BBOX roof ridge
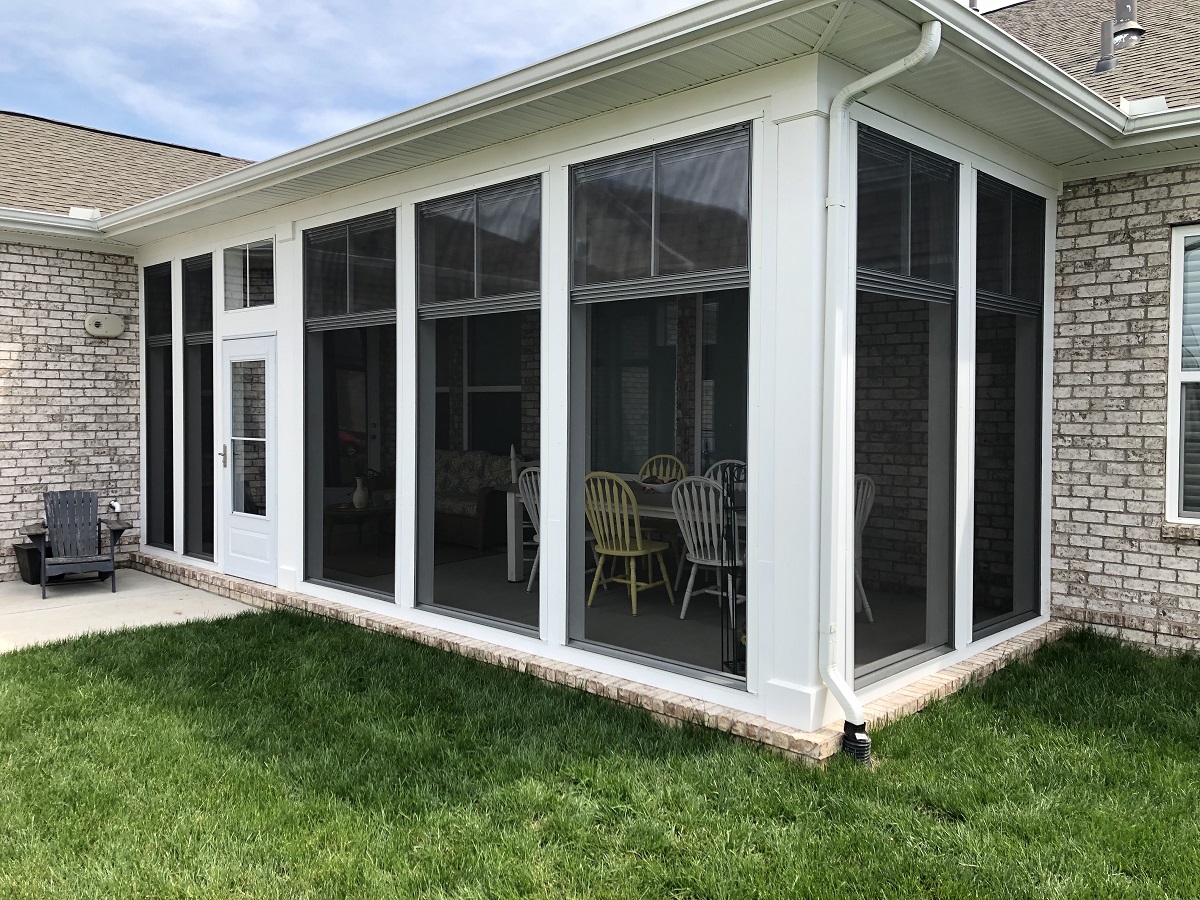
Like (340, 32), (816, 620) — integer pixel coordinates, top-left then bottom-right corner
(0, 109), (251, 162)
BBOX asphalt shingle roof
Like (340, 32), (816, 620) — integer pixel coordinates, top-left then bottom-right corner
(986, 0), (1200, 110)
(0, 111), (252, 216)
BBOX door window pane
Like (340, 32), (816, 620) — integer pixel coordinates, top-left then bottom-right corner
(232, 439), (267, 516)
(231, 360), (267, 439)
(573, 154), (654, 286)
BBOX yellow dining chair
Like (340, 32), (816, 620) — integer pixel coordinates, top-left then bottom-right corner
(583, 472), (675, 616)
(637, 454), (687, 483)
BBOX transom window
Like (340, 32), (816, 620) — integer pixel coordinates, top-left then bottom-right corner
(571, 124), (750, 294)
(223, 239), (275, 310)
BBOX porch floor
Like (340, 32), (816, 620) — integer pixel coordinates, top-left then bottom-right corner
(0, 569), (254, 653)
(129, 552), (1066, 763)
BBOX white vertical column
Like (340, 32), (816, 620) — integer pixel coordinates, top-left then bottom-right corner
(1039, 191), (1056, 619)
(170, 257), (185, 554)
(756, 113), (830, 732)
(953, 166), (978, 650)
(273, 224), (304, 590)
(540, 164), (570, 646)
(396, 203), (419, 609)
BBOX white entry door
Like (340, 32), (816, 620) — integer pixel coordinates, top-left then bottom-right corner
(221, 335), (277, 585)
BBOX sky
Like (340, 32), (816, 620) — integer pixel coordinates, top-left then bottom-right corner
(0, 0), (1023, 162)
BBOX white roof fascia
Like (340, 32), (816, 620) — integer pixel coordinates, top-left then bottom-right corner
(0, 207), (133, 253)
(97, 0), (838, 238)
(89, 0), (1200, 243)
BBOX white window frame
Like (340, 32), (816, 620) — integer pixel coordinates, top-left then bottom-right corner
(1166, 224), (1200, 522)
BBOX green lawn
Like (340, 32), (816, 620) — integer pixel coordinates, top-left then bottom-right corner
(1, 613), (1198, 899)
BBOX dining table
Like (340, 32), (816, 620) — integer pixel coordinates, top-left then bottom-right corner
(500, 477), (745, 583)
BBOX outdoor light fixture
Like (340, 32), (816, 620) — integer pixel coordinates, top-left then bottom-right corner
(1113, 0), (1145, 51)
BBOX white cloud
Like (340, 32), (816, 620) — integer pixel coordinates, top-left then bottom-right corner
(0, 0), (692, 159)
(0, 0), (1025, 160)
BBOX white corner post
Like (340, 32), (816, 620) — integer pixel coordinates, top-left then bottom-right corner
(817, 20), (943, 734)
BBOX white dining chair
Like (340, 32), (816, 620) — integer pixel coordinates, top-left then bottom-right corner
(520, 466), (602, 593)
(854, 474), (875, 623)
(671, 476), (743, 622)
(519, 466), (542, 593)
(704, 459), (746, 488)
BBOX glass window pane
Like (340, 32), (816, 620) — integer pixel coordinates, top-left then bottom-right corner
(1010, 192), (1045, 302)
(231, 360), (267, 439)
(1184, 238), (1200, 370)
(224, 246), (247, 310)
(145, 343), (173, 548)
(479, 184), (540, 297)
(305, 325), (397, 597)
(246, 240), (275, 307)
(184, 341), (214, 560)
(232, 439), (267, 516)
(909, 159), (957, 285)
(467, 313), (521, 385)
(1182, 384), (1200, 514)
(144, 262), (172, 337)
(350, 218), (396, 313)
(305, 228), (348, 318)
(419, 200), (475, 304)
(573, 154), (654, 286)
(183, 255), (212, 335)
(976, 182), (1010, 295)
(856, 144), (906, 274)
(973, 308), (1041, 634)
(657, 138), (749, 275)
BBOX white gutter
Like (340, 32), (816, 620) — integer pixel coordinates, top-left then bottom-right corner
(0, 206), (103, 238)
(817, 19), (942, 740)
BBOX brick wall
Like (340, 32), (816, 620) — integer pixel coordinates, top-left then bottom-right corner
(1053, 163), (1200, 652)
(0, 241), (141, 580)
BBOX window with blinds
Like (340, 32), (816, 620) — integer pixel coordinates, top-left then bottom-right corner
(416, 175), (541, 319)
(1178, 236), (1200, 515)
(569, 123), (750, 303)
(303, 210), (396, 329)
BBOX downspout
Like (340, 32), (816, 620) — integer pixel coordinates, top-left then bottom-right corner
(819, 19), (942, 764)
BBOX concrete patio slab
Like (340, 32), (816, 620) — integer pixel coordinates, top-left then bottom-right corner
(0, 568), (255, 652)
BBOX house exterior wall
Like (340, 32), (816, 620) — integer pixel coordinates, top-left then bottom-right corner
(0, 240), (141, 580)
(1053, 163), (1200, 652)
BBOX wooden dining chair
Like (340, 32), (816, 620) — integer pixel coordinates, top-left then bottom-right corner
(519, 466), (542, 593)
(637, 454), (686, 483)
(704, 459), (746, 488)
(583, 472), (675, 615)
(672, 476), (743, 621)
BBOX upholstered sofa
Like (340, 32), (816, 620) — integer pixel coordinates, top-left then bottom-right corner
(434, 449), (512, 550)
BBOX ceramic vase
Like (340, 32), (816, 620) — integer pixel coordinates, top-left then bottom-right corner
(352, 477), (368, 509)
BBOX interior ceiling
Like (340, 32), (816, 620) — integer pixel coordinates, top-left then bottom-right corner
(116, 1), (1116, 245)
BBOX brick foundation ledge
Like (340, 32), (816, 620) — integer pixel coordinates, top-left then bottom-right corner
(131, 552), (1070, 763)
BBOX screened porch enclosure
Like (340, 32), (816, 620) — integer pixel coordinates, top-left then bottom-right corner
(852, 126), (1045, 678)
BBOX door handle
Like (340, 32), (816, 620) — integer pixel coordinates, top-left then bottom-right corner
(219, 444), (228, 468)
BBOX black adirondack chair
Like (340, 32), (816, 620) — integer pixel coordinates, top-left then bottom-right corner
(21, 491), (127, 599)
